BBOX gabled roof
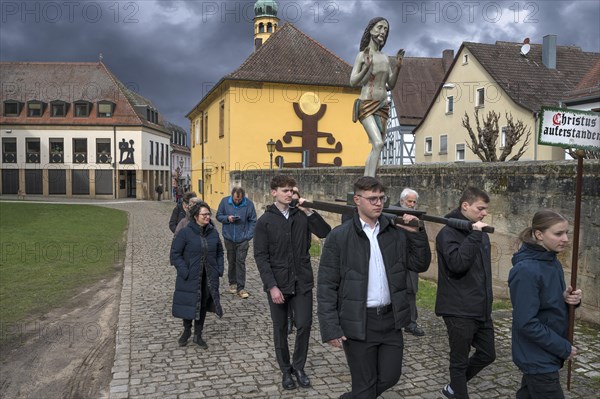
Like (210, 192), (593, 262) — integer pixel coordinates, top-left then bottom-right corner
(390, 56), (449, 126)
(464, 41), (599, 112)
(188, 23), (354, 117)
(414, 40), (600, 133)
(0, 61), (168, 133)
(563, 59), (600, 103)
(227, 23), (352, 86)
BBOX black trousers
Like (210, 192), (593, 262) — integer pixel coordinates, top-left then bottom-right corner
(343, 308), (404, 399)
(516, 371), (565, 399)
(267, 289), (312, 373)
(443, 317), (496, 399)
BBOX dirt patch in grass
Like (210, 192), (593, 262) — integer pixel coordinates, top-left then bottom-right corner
(0, 266), (122, 398)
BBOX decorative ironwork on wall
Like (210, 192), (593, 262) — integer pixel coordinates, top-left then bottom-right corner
(275, 93), (342, 168)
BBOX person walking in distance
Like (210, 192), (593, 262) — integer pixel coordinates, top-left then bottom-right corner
(216, 187), (257, 299)
(509, 210), (582, 399)
(397, 188), (425, 337)
(318, 176), (431, 399)
(254, 175), (331, 391)
(436, 187), (496, 399)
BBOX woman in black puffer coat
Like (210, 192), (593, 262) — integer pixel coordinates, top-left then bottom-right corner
(170, 201), (224, 349)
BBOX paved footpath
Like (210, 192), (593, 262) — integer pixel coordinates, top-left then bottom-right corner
(107, 201), (600, 399)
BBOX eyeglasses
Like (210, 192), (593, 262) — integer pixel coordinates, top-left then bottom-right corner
(356, 194), (387, 205)
(198, 212), (212, 217)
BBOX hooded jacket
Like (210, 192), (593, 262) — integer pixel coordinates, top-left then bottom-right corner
(509, 243), (571, 374)
(317, 212), (431, 342)
(253, 204), (331, 295)
(434, 208), (493, 320)
(216, 195), (257, 243)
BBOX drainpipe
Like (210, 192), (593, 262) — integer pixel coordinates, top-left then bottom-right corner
(201, 111), (205, 201)
(533, 112), (539, 160)
(113, 126), (117, 199)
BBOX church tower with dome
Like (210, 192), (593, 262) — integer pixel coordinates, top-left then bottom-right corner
(253, 0), (279, 50)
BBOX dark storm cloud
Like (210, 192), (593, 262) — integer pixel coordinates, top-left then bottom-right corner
(1, 0), (599, 130)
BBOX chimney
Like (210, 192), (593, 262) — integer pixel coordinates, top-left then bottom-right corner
(542, 34), (557, 69)
(442, 49), (454, 72)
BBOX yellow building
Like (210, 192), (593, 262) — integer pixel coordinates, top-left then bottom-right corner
(414, 36), (600, 163)
(186, 2), (366, 206)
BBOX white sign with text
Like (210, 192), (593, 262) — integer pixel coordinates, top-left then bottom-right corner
(538, 107), (600, 151)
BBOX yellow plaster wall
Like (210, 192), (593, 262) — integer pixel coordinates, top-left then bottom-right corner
(191, 81), (368, 206)
(415, 47), (564, 164)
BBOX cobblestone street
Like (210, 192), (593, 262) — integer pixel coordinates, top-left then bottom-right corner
(108, 201), (600, 399)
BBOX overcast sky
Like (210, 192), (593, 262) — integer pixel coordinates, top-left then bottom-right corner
(1, 0), (599, 132)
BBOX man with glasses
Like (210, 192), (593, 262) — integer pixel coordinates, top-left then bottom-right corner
(318, 176), (431, 399)
(254, 175), (331, 391)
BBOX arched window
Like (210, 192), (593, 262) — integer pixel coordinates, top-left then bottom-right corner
(267, 23), (273, 33)
(258, 23), (264, 33)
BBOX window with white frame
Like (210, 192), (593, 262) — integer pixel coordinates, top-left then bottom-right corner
(425, 137), (432, 154)
(463, 54), (469, 64)
(476, 88), (485, 107)
(446, 96), (454, 114)
(456, 143), (465, 161)
(501, 126), (507, 148)
(439, 135), (448, 154)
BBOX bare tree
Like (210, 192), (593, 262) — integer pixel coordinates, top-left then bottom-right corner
(462, 109), (531, 162)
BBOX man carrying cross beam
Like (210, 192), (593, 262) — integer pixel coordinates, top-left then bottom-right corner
(317, 176), (431, 399)
(436, 187), (496, 399)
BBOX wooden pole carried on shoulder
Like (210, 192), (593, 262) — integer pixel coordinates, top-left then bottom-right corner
(296, 200), (495, 233)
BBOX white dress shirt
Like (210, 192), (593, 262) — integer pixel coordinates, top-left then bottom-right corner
(360, 217), (391, 307)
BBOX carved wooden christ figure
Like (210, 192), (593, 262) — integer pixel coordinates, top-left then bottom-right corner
(350, 17), (404, 177)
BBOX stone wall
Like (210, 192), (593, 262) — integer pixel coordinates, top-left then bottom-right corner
(230, 160), (600, 324)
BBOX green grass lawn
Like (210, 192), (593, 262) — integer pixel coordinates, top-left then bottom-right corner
(0, 203), (127, 327)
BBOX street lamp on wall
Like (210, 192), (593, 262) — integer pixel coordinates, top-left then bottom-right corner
(266, 138), (276, 170)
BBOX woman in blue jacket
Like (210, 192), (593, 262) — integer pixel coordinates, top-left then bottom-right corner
(170, 201), (224, 349)
(508, 210), (582, 398)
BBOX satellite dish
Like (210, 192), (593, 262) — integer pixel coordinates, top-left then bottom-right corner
(520, 43), (530, 56)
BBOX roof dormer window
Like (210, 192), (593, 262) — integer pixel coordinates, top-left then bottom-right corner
(3, 100), (23, 117)
(74, 100), (92, 117)
(27, 100), (46, 117)
(50, 100), (69, 117)
(146, 107), (158, 124)
(97, 101), (115, 118)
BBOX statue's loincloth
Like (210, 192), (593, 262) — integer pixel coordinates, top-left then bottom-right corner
(353, 99), (389, 136)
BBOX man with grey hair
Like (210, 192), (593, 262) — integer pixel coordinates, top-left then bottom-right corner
(397, 188), (424, 336)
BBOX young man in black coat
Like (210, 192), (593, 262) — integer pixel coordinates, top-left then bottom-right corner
(254, 175), (331, 391)
(318, 177), (431, 399)
(169, 192), (196, 233)
(435, 187), (496, 399)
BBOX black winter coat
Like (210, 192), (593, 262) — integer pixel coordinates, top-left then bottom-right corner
(254, 205), (331, 295)
(317, 212), (431, 342)
(170, 221), (224, 320)
(169, 203), (186, 233)
(435, 208), (492, 320)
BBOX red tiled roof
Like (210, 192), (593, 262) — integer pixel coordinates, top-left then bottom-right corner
(226, 23), (352, 87)
(391, 57), (448, 126)
(564, 59), (600, 102)
(0, 61), (168, 133)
